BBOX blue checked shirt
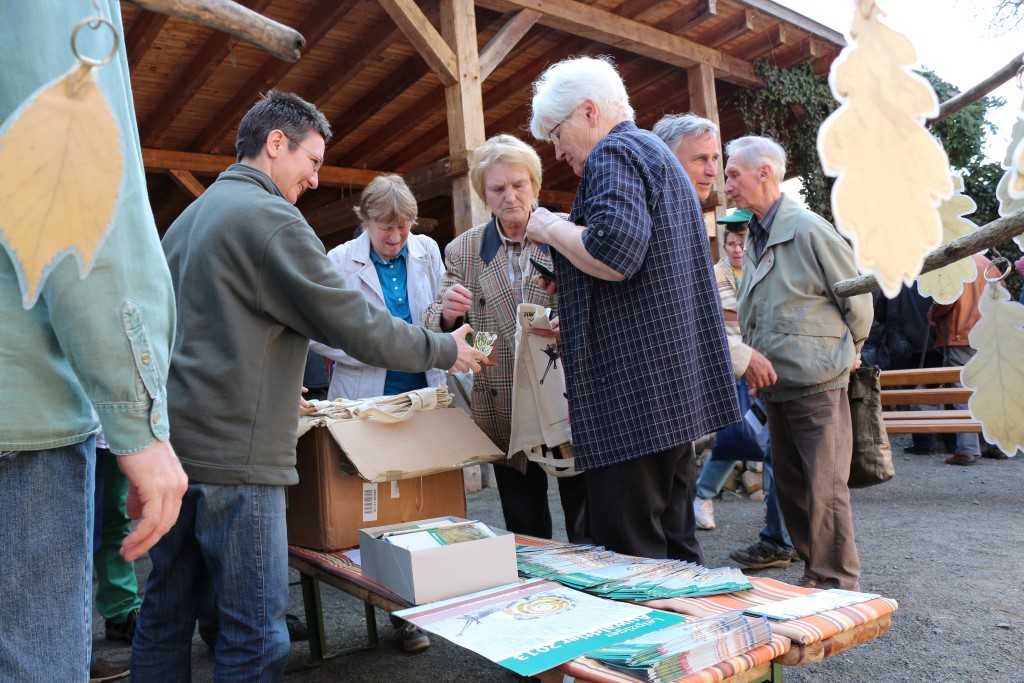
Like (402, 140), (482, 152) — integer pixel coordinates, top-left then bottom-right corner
(554, 121), (739, 470)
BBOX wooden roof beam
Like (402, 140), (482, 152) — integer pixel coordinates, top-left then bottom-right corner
(769, 35), (829, 68)
(327, 56), (432, 148)
(478, 9), (542, 81)
(190, 0), (357, 154)
(658, 0), (718, 35)
(732, 23), (788, 62)
(703, 9), (755, 49)
(167, 169), (207, 199)
(473, 0), (760, 87)
(142, 148), (384, 186)
(125, 10), (169, 71)
(139, 0), (275, 148)
(377, 0), (458, 86)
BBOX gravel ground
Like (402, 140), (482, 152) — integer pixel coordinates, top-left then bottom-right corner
(93, 433), (1024, 682)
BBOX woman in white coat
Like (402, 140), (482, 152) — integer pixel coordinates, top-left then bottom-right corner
(311, 174), (446, 401)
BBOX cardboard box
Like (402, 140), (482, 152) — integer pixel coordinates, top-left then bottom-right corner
(359, 517), (519, 604)
(287, 408), (503, 551)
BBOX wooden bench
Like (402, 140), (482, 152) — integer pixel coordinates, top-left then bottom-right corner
(879, 367), (982, 434)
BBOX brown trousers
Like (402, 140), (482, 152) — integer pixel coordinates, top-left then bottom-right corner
(766, 388), (860, 590)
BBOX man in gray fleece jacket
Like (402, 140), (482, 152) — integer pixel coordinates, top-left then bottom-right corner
(133, 91), (486, 682)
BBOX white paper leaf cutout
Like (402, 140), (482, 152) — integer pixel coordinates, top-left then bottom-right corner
(817, 0), (952, 298)
(917, 172), (978, 305)
(996, 100), (1024, 251)
(961, 280), (1024, 456)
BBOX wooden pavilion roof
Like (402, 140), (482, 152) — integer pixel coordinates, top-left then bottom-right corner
(124, 0), (844, 250)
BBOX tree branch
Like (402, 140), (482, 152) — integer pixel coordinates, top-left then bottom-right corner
(124, 0), (305, 62)
(929, 51), (1023, 125)
(833, 209), (1024, 297)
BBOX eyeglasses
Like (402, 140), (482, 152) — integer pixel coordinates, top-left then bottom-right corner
(284, 134), (324, 172)
(548, 109), (576, 145)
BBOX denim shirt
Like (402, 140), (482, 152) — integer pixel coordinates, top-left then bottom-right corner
(0, 1), (176, 454)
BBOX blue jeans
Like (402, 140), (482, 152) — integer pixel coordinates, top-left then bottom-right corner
(695, 458), (736, 500)
(0, 437), (95, 681)
(133, 482), (290, 683)
(759, 446), (793, 553)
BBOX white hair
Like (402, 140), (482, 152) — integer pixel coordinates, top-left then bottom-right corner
(724, 136), (787, 183)
(652, 113), (719, 153)
(529, 56), (634, 141)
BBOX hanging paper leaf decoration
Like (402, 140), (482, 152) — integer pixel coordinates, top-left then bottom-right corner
(0, 65), (123, 308)
(917, 172), (978, 305)
(817, 0), (952, 298)
(961, 280), (1024, 457)
(996, 101), (1024, 250)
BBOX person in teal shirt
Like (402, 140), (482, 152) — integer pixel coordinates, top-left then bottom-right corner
(0, 2), (187, 679)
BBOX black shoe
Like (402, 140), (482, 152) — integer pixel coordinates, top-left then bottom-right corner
(89, 656), (130, 682)
(286, 613), (308, 642)
(729, 541), (793, 569)
(104, 608), (138, 643)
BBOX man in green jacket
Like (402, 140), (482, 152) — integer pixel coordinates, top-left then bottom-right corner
(133, 90), (486, 682)
(725, 135), (872, 591)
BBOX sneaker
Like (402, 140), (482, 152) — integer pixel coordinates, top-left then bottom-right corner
(945, 453), (978, 466)
(693, 498), (715, 530)
(104, 608), (139, 643)
(393, 620), (431, 653)
(729, 541), (793, 569)
(89, 656), (130, 682)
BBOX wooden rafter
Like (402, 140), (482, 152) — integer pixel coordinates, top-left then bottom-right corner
(732, 22), (788, 61)
(125, 11), (169, 71)
(701, 8), (755, 49)
(378, 0), (458, 86)
(478, 9), (542, 81)
(142, 148), (384, 186)
(474, 0), (761, 86)
(659, 0), (718, 35)
(167, 169), (207, 198)
(189, 0), (356, 154)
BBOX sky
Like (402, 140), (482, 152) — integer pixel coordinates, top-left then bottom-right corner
(774, 0), (1021, 164)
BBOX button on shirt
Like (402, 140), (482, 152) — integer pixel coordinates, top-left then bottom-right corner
(370, 246), (428, 395)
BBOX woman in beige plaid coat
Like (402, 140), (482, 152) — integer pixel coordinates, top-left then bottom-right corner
(424, 134), (587, 542)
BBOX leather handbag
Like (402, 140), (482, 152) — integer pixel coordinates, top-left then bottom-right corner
(847, 367), (894, 487)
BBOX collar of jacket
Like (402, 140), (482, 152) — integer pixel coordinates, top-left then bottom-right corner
(479, 215), (550, 265)
(220, 163), (289, 202)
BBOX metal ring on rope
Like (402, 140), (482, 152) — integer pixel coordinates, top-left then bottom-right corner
(70, 16), (119, 68)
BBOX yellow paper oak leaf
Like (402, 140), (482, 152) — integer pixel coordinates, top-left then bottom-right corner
(961, 281), (1024, 456)
(0, 65), (123, 308)
(817, 0), (952, 298)
(917, 172), (977, 305)
(997, 103), (1024, 251)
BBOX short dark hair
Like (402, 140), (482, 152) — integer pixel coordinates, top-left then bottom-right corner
(235, 90), (332, 162)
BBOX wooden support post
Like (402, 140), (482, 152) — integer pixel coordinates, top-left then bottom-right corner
(441, 0), (488, 234)
(687, 62), (725, 258)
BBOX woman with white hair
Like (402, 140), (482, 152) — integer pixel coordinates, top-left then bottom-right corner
(425, 134), (588, 543)
(524, 56), (738, 562)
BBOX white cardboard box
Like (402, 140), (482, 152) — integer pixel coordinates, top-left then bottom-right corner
(359, 516), (519, 605)
(288, 408), (503, 551)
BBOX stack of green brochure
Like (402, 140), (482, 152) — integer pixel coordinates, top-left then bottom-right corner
(516, 545), (752, 600)
(588, 611), (772, 682)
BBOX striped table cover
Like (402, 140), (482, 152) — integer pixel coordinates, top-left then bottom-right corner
(643, 577), (898, 645)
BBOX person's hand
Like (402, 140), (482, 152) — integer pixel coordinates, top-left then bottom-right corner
(441, 283), (473, 328)
(742, 348), (777, 391)
(299, 386), (316, 416)
(449, 323), (489, 373)
(526, 208), (567, 246)
(853, 357), (863, 372)
(531, 273), (557, 296)
(116, 439), (188, 561)
(530, 315), (561, 344)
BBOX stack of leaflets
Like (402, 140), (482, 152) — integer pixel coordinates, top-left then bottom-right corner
(742, 589), (880, 620)
(516, 545), (752, 600)
(375, 519), (496, 552)
(588, 611), (773, 682)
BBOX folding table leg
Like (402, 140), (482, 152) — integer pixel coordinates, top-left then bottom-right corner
(300, 573), (327, 664)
